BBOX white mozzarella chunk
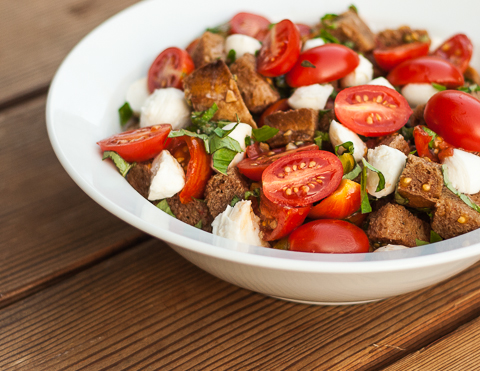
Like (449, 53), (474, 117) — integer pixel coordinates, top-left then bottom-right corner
(401, 83), (439, 107)
(329, 120), (366, 162)
(288, 84), (334, 110)
(442, 149), (480, 194)
(341, 54), (373, 87)
(126, 77), (150, 115)
(429, 36), (443, 52)
(367, 77), (395, 90)
(375, 244), (409, 252)
(302, 38), (325, 51)
(212, 200), (269, 247)
(225, 34), (262, 59)
(148, 150), (185, 201)
(366, 145), (407, 198)
(221, 122), (253, 169)
(140, 87), (191, 129)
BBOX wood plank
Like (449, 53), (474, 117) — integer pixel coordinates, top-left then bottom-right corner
(0, 0), (139, 107)
(0, 95), (145, 308)
(2, 238), (480, 370)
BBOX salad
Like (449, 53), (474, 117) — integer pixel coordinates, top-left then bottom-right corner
(97, 6), (480, 253)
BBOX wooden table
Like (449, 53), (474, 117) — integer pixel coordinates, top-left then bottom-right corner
(2, 1), (480, 369)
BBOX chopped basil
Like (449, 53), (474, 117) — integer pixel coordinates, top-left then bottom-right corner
(319, 29), (340, 44)
(213, 148), (238, 175)
(245, 188), (261, 199)
(206, 22), (229, 35)
(168, 129), (210, 152)
(360, 165), (371, 213)
(314, 130), (330, 149)
(268, 23), (276, 30)
(209, 133), (243, 154)
(273, 75), (292, 99)
(321, 13), (338, 22)
(422, 126), (438, 148)
(301, 60), (316, 68)
(118, 102), (133, 126)
(245, 136), (252, 147)
(394, 188), (409, 205)
(458, 84), (480, 93)
(227, 49), (236, 64)
(362, 158), (386, 192)
(410, 150), (417, 155)
(102, 151), (135, 177)
(432, 83), (447, 91)
(442, 165), (480, 213)
(430, 230), (443, 243)
(156, 199), (176, 218)
(343, 40), (355, 49)
(343, 163), (362, 180)
(416, 239), (429, 246)
(329, 88), (338, 99)
(252, 125), (279, 142)
(349, 4), (358, 13)
(194, 220), (203, 229)
(230, 195), (241, 207)
(335, 141), (354, 156)
(400, 126), (414, 141)
(190, 103), (219, 135)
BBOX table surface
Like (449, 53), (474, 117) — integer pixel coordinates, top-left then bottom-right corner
(2, 1), (480, 370)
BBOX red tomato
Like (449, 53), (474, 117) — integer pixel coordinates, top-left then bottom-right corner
(296, 24), (312, 39)
(288, 219), (370, 253)
(167, 136), (212, 204)
(257, 19), (301, 77)
(413, 126), (455, 162)
(433, 34), (473, 73)
(237, 143), (319, 181)
(262, 150), (343, 207)
(259, 192), (311, 241)
(308, 179), (361, 220)
(373, 42), (430, 71)
(147, 47), (195, 93)
(230, 12), (271, 40)
(97, 124), (171, 162)
(387, 56), (464, 88)
(334, 85), (413, 137)
(258, 98), (291, 127)
(186, 38), (199, 56)
(424, 90), (480, 152)
(285, 44), (359, 87)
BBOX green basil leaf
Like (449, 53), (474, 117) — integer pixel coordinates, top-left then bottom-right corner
(191, 103), (219, 131)
(416, 239), (430, 246)
(394, 188), (409, 206)
(102, 151), (135, 177)
(360, 165), (371, 213)
(227, 49), (236, 63)
(230, 195), (241, 207)
(168, 129), (210, 153)
(319, 29), (340, 44)
(349, 4), (358, 13)
(321, 13), (338, 22)
(245, 136), (252, 147)
(430, 230), (443, 243)
(194, 220), (203, 229)
(156, 199), (176, 218)
(118, 102), (133, 126)
(245, 188), (261, 199)
(209, 134), (242, 154)
(432, 83), (446, 91)
(301, 60), (316, 68)
(335, 141), (354, 156)
(442, 165), (480, 213)
(343, 164), (362, 180)
(213, 148), (237, 175)
(400, 126), (414, 141)
(362, 158), (386, 192)
(252, 125), (280, 142)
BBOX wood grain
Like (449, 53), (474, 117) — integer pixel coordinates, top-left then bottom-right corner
(0, 95), (145, 308)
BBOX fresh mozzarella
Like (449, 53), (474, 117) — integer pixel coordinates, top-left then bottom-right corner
(375, 244), (409, 252)
(367, 77), (395, 90)
(442, 149), (480, 194)
(148, 150), (185, 201)
(126, 77), (149, 115)
(302, 38), (325, 51)
(429, 36), (443, 52)
(225, 34), (262, 59)
(341, 54), (373, 87)
(401, 83), (439, 107)
(329, 120), (366, 162)
(366, 145), (407, 198)
(212, 200), (269, 247)
(140, 87), (191, 129)
(288, 83), (334, 110)
(221, 122), (253, 168)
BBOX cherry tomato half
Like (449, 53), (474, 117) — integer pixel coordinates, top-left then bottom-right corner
(285, 44), (359, 87)
(237, 143), (319, 181)
(424, 90), (480, 152)
(296, 24), (312, 39)
(97, 124), (171, 162)
(259, 191), (311, 241)
(230, 12), (271, 40)
(373, 42), (430, 71)
(262, 150), (343, 207)
(433, 34), (473, 73)
(387, 56), (464, 88)
(257, 19), (301, 77)
(334, 85), (413, 137)
(413, 125), (455, 162)
(308, 179), (361, 220)
(258, 98), (291, 127)
(147, 47), (195, 93)
(288, 219), (370, 253)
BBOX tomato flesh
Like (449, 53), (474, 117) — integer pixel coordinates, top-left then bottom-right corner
(413, 126), (455, 163)
(262, 150), (343, 207)
(433, 34), (473, 73)
(97, 124), (171, 162)
(296, 24), (312, 39)
(288, 219), (370, 253)
(285, 44), (359, 87)
(230, 12), (271, 40)
(334, 85), (412, 137)
(373, 42), (430, 71)
(258, 98), (291, 127)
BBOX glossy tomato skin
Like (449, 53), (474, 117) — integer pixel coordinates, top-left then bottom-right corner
(424, 90), (480, 152)
(285, 44), (359, 87)
(258, 98), (290, 127)
(433, 34), (473, 73)
(262, 150), (343, 207)
(257, 19), (301, 77)
(387, 56), (464, 88)
(147, 47), (194, 93)
(230, 12), (271, 40)
(413, 125), (455, 162)
(373, 42), (430, 71)
(97, 124), (171, 162)
(288, 219), (370, 253)
(259, 192), (311, 241)
(308, 179), (361, 220)
(334, 85), (412, 137)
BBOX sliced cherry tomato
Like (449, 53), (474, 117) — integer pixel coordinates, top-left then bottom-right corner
(433, 34), (473, 73)
(257, 19), (301, 77)
(258, 191), (311, 241)
(237, 143), (318, 181)
(413, 126), (455, 162)
(373, 42), (430, 71)
(308, 179), (361, 220)
(147, 47), (195, 93)
(334, 85), (413, 137)
(167, 136), (212, 204)
(262, 150), (343, 207)
(97, 124), (171, 162)
(230, 12), (271, 40)
(288, 219), (370, 253)
(296, 24), (312, 39)
(258, 98), (291, 127)
(424, 90), (480, 152)
(285, 44), (359, 87)
(387, 56), (464, 88)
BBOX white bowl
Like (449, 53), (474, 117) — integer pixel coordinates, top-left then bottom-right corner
(46, 0), (480, 305)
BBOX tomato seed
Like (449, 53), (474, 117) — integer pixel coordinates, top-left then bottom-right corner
(363, 95), (368, 101)
(293, 187), (299, 193)
(366, 116), (373, 124)
(302, 186), (309, 192)
(292, 165), (297, 171)
(376, 114), (382, 121)
(308, 183), (315, 188)
(278, 173), (285, 178)
(285, 166), (292, 173)
(355, 95), (362, 102)
(376, 95), (382, 103)
(309, 161), (316, 168)
(285, 188), (292, 195)
(299, 162), (306, 169)
(316, 179), (323, 184)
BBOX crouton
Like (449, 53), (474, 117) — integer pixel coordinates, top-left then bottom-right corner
(377, 133), (411, 156)
(166, 194), (214, 232)
(126, 162), (152, 199)
(367, 203), (430, 247)
(464, 66), (480, 86)
(376, 26), (430, 48)
(189, 31), (226, 69)
(409, 104), (426, 127)
(264, 108), (317, 148)
(317, 109), (335, 132)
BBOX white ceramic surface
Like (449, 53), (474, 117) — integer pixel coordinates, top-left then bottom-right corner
(46, 0), (480, 304)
